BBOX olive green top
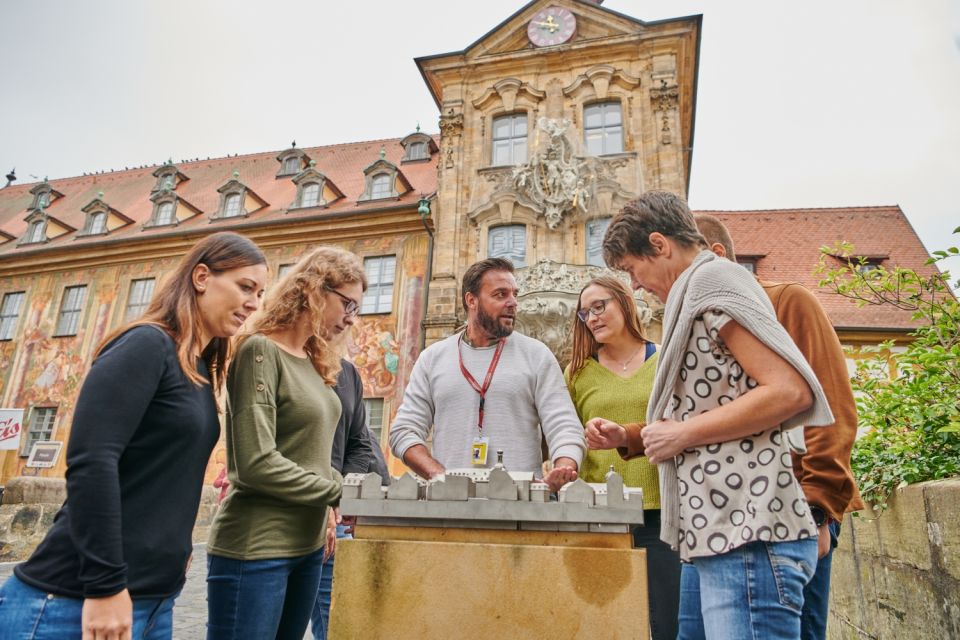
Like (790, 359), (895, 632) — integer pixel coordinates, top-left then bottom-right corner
(565, 353), (661, 509)
(208, 334), (343, 560)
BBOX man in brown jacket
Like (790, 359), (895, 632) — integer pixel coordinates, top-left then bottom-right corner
(695, 214), (864, 639)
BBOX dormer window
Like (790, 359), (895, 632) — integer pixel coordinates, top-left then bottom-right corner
(156, 202), (175, 226)
(289, 163), (344, 210)
(88, 211), (107, 235)
(276, 143), (311, 178)
(78, 194), (132, 238)
(25, 219), (46, 244)
(358, 154), (411, 202)
(400, 130), (438, 163)
(301, 183), (321, 208)
(370, 174), (392, 200)
(212, 172), (267, 222)
(28, 180), (62, 212)
(151, 161), (187, 193)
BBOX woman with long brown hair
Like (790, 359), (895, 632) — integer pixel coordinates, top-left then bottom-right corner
(566, 275), (681, 640)
(0, 231), (268, 640)
(205, 246), (366, 640)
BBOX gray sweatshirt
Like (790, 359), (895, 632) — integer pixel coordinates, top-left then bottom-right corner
(389, 331), (586, 474)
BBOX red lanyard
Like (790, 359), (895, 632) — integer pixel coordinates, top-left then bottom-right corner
(458, 334), (506, 435)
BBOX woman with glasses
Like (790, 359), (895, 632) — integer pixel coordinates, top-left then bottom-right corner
(566, 275), (681, 640)
(206, 246), (366, 640)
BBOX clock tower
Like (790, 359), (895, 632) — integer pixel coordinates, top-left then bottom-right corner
(416, 0), (701, 345)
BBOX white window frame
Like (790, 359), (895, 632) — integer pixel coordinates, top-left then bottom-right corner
(88, 210), (108, 235)
(125, 278), (156, 322)
(370, 174), (392, 200)
(223, 193), (242, 218)
(586, 218), (612, 267)
(488, 225), (526, 267)
(363, 398), (385, 443)
(25, 219), (47, 244)
(491, 113), (527, 166)
(22, 406), (57, 457)
(283, 156), (300, 175)
(301, 183), (321, 208)
(155, 202), (175, 226)
(584, 101), (624, 156)
(54, 285), (88, 337)
(407, 142), (427, 161)
(362, 256), (396, 315)
(0, 291), (26, 341)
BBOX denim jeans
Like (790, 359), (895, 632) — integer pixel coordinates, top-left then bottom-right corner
(206, 546), (326, 640)
(800, 521), (840, 640)
(310, 524), (351, 640)
(677, 537), (818, 640)
(0, 574), (177, 640)
(633, 510), (682, 640)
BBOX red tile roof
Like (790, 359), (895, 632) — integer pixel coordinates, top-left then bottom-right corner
(0, 136), (439, 257)
(696, 207), (937, 331)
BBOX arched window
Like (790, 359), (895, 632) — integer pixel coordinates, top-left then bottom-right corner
(223, 193), (242, 218)
(491, 114), (528, 166)
(283, 156), (301, 175)
(584, 102), (623, 156)
(25, 220), (46, 244)
(88, 211), (107, 235)
(370, 174), (392, 200)
(488, 225), (526, 267)
(586, 217), (611, 266)
(301, 183), (321, 208)
(156, 202), (175, 226)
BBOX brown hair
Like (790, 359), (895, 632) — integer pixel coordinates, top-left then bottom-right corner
(567, 276), (647, 382)
(96, 231), (267, 392)
(248, 246), (367, 385)
(602, 190), (706, 268)
(694, 213), (737, 261)
(461, 257), (515, 309)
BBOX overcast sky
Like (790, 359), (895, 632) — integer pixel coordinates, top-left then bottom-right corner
(2, 0), (958, 278)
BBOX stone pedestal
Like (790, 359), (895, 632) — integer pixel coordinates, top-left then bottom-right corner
(329, 525), (649, 639)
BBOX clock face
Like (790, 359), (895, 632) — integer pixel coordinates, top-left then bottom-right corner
(527, 6), (577, 47)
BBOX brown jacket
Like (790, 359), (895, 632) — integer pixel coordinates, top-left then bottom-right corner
(763, 281), (864, 521)
(619, 281), (864, 521)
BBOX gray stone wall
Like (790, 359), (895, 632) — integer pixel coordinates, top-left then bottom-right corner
(0, 477), (219, 562)
(829, 479), (960, 639)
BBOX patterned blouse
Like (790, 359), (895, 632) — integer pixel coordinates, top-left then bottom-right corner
(668, 310), (817, 560)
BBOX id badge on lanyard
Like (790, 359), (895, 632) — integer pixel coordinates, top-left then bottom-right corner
(458, 334), (506, 466)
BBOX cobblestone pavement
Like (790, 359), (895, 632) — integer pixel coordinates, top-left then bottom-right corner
(1, 544), (313, 639)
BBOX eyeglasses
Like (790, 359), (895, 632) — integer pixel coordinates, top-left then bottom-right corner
(324, 286), (360, 317)
(576, 297), (614, 323)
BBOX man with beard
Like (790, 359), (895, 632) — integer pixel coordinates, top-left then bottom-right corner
(389, 258), (585, 491)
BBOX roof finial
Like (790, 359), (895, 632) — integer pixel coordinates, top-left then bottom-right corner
(291, 140), (297, 148)
(416, 122), (421, 133)
(379, 146), (386, 160)
(233, 170), (240, 179)
(309, 159), (317, 167)
(98, 191), (104, 199)
(2, 168), (15, 189)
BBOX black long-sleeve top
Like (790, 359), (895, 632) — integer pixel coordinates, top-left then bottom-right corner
(330, 360), (379, 477)
(15, 325), (220, 599)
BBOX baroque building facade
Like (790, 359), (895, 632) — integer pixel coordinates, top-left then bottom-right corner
(0, 0), (933, 485)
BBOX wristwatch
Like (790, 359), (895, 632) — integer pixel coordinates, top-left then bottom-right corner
(810, 505), (828, 528)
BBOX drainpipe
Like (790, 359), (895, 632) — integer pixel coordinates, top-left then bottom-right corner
(417, 194), (436, 352)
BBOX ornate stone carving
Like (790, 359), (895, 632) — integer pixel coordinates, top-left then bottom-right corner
(650, 79), (679, 145)
(510, 118), (596, 229)
(513, 259), (659, 362)
(438, 110), (464, 169)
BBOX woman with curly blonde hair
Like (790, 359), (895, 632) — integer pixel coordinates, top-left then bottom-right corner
(206, 246), (367, 640)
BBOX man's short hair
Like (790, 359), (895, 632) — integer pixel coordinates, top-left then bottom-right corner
(694, 213), (737, 261)
(461, 258), (515, 308)
(602, 191), (706, 268)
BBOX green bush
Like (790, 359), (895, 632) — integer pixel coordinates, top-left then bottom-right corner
(817, 230), (960, 512)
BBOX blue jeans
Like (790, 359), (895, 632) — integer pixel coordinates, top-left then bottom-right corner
(310, 524), (351, 640)
(677, 538), (818, 640)
(800, 521), (840, 640)
(0, 574), (176, 640)
(206, 547), (326, 640)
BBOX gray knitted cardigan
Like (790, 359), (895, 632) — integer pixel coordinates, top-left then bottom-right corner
(647, 250), (835, 549)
